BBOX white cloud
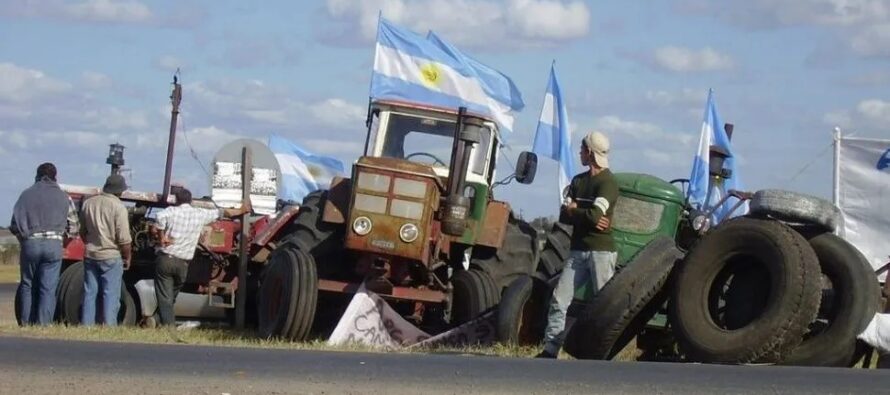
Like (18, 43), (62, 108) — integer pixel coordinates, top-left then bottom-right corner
(309, 98), (366, 126)
(857, 99), (890, 123)
(0, 63), (71, 103)
(156, 55), (184, 72)
(653, 46), (734, 72)
(80, 71), (112, 90)
(0, 0), (153, 24)
(678, 0), (890, 29)
(323, 0), (590, 49)
(592, 115), (695, 146)
(850, 23), (890, 57)
(645, 88), (703, 107)
(65, 0), (152, 23)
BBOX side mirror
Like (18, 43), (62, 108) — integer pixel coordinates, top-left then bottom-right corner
(515, 151), (537, 184)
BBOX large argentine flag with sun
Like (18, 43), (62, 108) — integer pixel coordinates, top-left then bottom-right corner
(370, 18), (523, 136)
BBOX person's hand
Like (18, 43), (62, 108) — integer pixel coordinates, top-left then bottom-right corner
(596, 216), (611, 231)
(123, 258), (131, 271)
(567, 201), (578, 210)
(159, 234), (174, 248)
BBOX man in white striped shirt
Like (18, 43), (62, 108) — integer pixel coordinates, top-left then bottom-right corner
(150, 186), (249, 326)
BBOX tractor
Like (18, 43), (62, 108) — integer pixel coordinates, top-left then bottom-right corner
(256, 100), (542, 340)
(498, 124), (880, 366)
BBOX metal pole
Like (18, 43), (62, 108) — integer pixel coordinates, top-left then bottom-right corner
(161, 76), (182, 203)
(833, 127), (842, 206)
(235, 146), (252, 329)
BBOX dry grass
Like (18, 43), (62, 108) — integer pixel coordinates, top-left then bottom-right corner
(0, 264), (18, 284)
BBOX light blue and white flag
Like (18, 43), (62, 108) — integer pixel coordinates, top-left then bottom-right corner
(371, 18), (521, 135)
(532, 64), (575, 202)
(268, 134), (345, 204)
(687, 89), (748, 223)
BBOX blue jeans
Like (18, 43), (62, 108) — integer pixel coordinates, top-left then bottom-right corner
(82, 257), (124, 326)
(543, 250), (618, 354)
(17, 238), (63, 326)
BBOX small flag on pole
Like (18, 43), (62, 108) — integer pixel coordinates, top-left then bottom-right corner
(687, 89), (747, 223)
(268, 134), (345, 204)
(532, 63), (575, 202)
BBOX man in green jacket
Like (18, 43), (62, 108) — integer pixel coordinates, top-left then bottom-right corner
(537, 131), (619, 359)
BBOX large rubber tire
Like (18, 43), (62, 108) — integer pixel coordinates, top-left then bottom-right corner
(563, 236), (682, 360)
(470, 214), (538, 291)
(284, 248), (319, 341)
(670, 217), (822, 364)
(57, 261), (138, 326)
(285, 191), (343, 261)
(538, 223), (572, 280)
(781, 233), (882, 367)
(496, 274), (556, 345)
(257, 247), (299, 339)
(750, 189), (840, 232)
(451, 269), (498, 325)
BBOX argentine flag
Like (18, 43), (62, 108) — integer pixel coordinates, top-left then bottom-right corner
(268, 134), (345, 204)
(688, 89), (748, 223)
(371, 18), (522, 135)
(532, 64), (575, 202)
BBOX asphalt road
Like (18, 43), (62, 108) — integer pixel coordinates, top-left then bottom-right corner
(1, 336), (889, 395)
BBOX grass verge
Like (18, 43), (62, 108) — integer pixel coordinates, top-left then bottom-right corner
(0, 264), (18, 284)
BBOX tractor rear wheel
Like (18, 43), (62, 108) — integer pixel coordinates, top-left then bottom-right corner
(285, 191), (343, 262)
(451, 269), (498, 325)
(56, 261), (138, 326)
(470, 214), (538, 291)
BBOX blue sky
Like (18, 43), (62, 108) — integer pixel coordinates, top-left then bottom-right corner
(1, 0), (889, 222)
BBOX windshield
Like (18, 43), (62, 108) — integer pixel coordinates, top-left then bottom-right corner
(378, 112), (493, 177)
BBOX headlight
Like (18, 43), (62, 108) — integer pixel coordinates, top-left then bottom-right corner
(353, 216), (373, 236)
(691, 215), (710, 233)
(399, 223), (419, 243)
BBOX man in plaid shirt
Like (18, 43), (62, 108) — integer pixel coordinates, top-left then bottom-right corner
(151, 186), (250, 326)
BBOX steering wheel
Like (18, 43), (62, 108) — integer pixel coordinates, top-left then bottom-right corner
(405, 152), (447, 167)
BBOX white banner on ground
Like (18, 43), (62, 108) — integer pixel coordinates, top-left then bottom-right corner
(836, 135), (890, 279)
(327, 286), (496, 349)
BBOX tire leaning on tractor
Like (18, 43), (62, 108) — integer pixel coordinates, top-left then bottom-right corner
(470, 214), (539, 292)
(563, 236), (682, 360)
(55, 261), (138, 326)
(781, 233), (882, 367)
(669, 217), (822, 364)
(750, 189), (841, 232)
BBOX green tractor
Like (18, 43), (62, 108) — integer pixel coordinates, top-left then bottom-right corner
(499, 143), (880, 366)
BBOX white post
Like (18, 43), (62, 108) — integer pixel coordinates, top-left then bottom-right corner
(833, 127), (842, 205)
(832, 127), (843, 236)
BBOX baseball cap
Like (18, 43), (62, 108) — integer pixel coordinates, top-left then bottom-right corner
(583, 131), (610, 169)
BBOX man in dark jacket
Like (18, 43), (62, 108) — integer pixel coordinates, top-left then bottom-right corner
(537, 131), (619, 358)
(10, 163), (79, 325)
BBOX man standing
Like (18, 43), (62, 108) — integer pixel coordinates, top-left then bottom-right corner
(80, 174), (132, 326)
(537, 131), (619, 358)
(10, 163), (79, 325)
(151, 187), (250, 326)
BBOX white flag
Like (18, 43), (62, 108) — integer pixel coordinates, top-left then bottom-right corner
(837, 136), (890, 279)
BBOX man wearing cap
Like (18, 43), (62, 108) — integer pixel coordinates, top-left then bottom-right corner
(10, 162), (80, 325)
(80, 174), (132, 325)
(150, 186), (250, 326)
(537, 131), (620, 359)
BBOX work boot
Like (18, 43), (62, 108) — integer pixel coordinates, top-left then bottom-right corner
(535, 349), (557, 359)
